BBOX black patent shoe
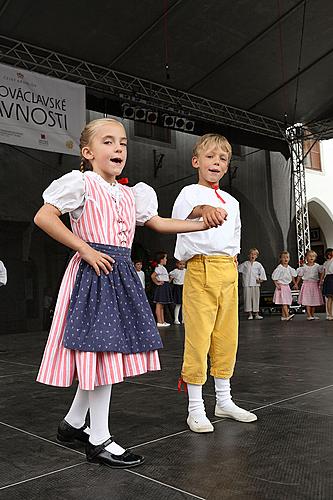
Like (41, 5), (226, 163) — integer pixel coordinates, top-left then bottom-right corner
(57, 419), (89, 444)
(86, 437), (145, 468)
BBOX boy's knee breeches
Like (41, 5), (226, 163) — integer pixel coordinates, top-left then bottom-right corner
(181, 255), (239, 385)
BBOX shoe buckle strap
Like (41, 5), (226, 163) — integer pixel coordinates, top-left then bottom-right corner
(89, 436), (114, 459)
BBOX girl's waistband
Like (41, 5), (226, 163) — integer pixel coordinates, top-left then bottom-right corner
(87, 242), (131, 259)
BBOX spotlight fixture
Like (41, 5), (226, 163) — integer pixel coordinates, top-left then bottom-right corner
(174, 117), (186, 130)
(122, 103), (135, 119)
(134, 108), (147, 121)
(163, 115), (175, 127)
(146, 111), (158, 124)
(184, 119), (195, 132)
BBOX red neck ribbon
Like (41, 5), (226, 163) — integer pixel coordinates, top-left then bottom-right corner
(117, 177), (129, 185)
(209, 182), (225, 204)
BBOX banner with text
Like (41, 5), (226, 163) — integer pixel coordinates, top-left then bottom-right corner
(0, 63), (85, 155)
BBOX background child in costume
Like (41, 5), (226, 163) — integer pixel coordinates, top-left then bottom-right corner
(34, 118), (215, 469)
(238, 248), (267, 320)
(133, 259), (145, 289)
(151, 251), (173, 327)
(321, 248), (333, 320)
(169, 260), (186, 324)
(296, 250), (323, 320)
(272, 251), (298, 321)
(172, 133), (257, 434)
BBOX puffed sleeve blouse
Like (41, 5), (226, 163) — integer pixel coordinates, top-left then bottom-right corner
(42, 170), (158, 224)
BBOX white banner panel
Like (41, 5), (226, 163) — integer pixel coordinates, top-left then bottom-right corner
(0, 63), (85, 155)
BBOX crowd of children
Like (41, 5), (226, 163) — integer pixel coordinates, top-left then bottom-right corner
(238, 247), (332, 321)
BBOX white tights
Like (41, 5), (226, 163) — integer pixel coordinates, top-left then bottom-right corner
(65, 384), (125, 455)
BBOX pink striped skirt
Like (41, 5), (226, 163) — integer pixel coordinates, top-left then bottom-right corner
(37, 253), (160, 390)
(273, 284), (292, 305)
(298, 281), (324, 306)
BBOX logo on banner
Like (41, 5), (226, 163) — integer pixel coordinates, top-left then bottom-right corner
(39, 132), (48, 146)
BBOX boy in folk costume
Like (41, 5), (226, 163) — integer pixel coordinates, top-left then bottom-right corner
(172, 134), (257, 433)
(238, 248), (267, 320)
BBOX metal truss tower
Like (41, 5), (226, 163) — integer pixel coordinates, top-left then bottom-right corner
(286, 124), (311, 264)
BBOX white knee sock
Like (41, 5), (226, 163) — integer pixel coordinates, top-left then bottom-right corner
(88, 384), (125, 455)
(65, 386), (89, 429)
(187, 383), (206, 417)
(174, 304), (181, 322)
(214, 377), (238, 410)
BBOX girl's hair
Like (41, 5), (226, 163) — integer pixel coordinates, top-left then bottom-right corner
(79, 118), (125, 172)
(325, 248), (333, 259)
(249, 248), (259, 256)
(279, 250), (290, 261)
(193, 133), (232, 159)
(305, 249), (317, 260)
(155, 251), (167, 264)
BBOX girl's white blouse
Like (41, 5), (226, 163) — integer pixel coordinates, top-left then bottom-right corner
(42, 170), (158, 225)
(271, 264), (297, 284)
(296, 263), (323, 281)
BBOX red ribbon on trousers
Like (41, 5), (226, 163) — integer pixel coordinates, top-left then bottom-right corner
(177, 377), (188, 393)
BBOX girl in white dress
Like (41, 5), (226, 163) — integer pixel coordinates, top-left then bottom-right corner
(296, 250), (323, 320)
(272, 251), (298, 321)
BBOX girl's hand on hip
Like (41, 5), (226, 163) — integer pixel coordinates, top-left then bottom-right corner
(78, 246), (114, 276)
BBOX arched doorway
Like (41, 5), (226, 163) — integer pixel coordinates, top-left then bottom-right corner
(308, 199), (333, 263)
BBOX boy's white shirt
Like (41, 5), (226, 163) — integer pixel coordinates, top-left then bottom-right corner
(0, 261), (7, 286)
(172, 184), (241, 262)
(238, 261), (267, 287)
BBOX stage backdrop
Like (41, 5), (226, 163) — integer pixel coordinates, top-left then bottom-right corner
(0, 63), (85, 155)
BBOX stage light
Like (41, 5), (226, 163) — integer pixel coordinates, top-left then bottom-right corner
(146, 111), (158, 124)
(174, 117), (186, 130)
(122, 103), (135, 119)
(135, 108), (147, 121)
(184, 119), (195, 132)
(163, 115), (175, 127)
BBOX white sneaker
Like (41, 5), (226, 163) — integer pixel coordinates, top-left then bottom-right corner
(307, 317), (315, 321)
(313, 316), (320, 320)
(163, 322), (170, 326)
(287, 314), (295, 321)
(281, 317), (288, 321)
(326, 316), (333, 321)
(254, 314), (263, 320)
(215, 404), (257, 422)
(174, 320), (181, 325)
(247, 314), (253, 320)
(156, 322), (170, 327)
(187, 414), (214, 433)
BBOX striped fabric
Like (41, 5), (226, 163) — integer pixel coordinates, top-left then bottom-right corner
(37, 172), (160, 390)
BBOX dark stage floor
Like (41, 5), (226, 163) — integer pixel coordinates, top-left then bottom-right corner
(1, 314), (333, 499)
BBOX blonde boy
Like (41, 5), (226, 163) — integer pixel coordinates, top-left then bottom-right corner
(172, 134), (257, 433)
(238, 248), (267, 320)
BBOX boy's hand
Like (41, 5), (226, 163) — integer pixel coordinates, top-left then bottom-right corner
(202, 205), (228, 228)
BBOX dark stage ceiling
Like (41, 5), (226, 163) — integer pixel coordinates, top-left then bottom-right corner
(0, 0), (332, 153)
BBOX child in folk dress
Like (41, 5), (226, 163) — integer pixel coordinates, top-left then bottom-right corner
(151, 251), (173, 327)
(238, 248), (267, 320)
(296, 250), (323, 320)
(321, 248), (333, 320)
(133, 259), (145, 289)
(272, 251), (298, 321)
(169, 260), (186, 324)
(34, 118), (216, 469)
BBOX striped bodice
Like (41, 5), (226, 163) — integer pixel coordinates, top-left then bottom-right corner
(70, 172), (136, 248)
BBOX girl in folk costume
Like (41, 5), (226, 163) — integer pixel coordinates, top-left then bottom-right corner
(296, 250), (323, 320)
(34, 118), (211, 469)
(321, 248), (333, 320)
(169, 260), (186, 324)
(151, 251), (173, 327)
(272, 251), (298, 321)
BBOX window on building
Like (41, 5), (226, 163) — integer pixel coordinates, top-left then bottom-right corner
(304, 131), (322, 171)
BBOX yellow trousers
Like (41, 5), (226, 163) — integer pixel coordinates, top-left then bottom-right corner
(181, 255), (238, 385)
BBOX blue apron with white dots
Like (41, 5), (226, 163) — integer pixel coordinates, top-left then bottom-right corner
(63, 243), (163, 353)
